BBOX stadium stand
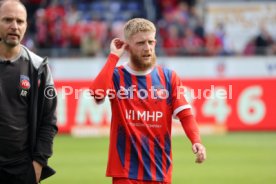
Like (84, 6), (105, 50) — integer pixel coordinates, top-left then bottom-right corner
(22, 0), (276, 57)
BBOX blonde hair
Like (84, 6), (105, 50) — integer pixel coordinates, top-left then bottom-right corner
(124, 18), (156, 40)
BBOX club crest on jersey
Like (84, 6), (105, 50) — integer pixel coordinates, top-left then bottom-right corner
(154, 85), (168, 99)
(20, 75), (30, 97)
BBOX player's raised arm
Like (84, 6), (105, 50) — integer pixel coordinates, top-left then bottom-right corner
(90, 38), (126, 102)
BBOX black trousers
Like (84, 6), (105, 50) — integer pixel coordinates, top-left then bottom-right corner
(0, 160), (36, 184)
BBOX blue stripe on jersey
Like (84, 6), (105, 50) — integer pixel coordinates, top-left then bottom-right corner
(129, 136), (139, 179)
(113, 68), (120, 92)
(164, 134), (171, 172)
(162, 68), (172, 105)
(122, 68), (132, 89)
(151, 68), (161, 87)
(141, 136), (152, 180)
(116, 125), (126, 167)
(136, 76), (147, 99)
(154, 138), (164, 181)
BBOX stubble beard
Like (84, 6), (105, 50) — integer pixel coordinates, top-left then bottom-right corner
(4, 38), (20, 48)
(130, 53), (157, 71)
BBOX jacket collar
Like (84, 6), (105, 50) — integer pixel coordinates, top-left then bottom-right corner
(21, 44), (47, 70)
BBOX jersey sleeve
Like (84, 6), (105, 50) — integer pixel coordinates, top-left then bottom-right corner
(90, 54), (119, 102)
(171, 71), (192, 117)
(177, 109), (201, 144)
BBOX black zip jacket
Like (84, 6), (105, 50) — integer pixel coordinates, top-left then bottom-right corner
(23, 46), (58, 180)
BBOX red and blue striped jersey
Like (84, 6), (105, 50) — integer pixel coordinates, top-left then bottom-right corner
(103, 61), (192, 182)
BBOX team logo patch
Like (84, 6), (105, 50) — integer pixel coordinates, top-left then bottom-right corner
(154, 85), (168, 99)
(20, 75), (30, 97)
(20, 75), (31, 90)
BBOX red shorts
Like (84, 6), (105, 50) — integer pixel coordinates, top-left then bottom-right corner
(112, 178), (171, 184)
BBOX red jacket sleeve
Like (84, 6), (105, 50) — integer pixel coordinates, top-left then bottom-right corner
(90, 54), (119, 101)
(177, 109), (201, 144)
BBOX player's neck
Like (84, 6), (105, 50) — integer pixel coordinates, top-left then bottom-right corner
(0, 45), (21, 61)
(124, 62), (154, 76)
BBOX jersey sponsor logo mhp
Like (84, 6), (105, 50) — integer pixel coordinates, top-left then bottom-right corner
(125, 109), (163, 122)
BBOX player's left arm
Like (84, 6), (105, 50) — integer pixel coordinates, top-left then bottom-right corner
(171, 71), (206, 163)
(177, 110), (206, 164)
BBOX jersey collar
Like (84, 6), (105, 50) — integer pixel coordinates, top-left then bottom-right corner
(123, 62), (155, 76)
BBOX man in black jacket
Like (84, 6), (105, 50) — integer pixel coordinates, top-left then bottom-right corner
(0, 0), (58, 183)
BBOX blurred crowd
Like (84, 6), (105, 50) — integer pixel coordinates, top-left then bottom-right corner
(21, 0), (276, 57)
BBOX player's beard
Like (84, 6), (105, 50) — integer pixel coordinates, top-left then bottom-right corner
(3, 36), (21, 47)
(130, 52), (156, 71)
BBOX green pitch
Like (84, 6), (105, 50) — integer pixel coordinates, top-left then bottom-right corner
(44, 132), (276, 184)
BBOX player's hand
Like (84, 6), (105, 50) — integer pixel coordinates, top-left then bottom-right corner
(33, 160), (43, 183)
(110, 38), (126, 57)
(192, 143), (206, 164)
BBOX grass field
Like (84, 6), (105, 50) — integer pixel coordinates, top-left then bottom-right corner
(44, 132), (276, 184)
